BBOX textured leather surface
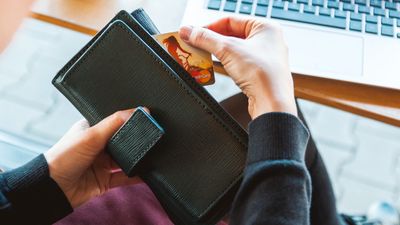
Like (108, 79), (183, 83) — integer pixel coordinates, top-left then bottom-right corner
(52, 10), (248, 225)
(131, 8), (160, 35)
(107, 107), (164, 177)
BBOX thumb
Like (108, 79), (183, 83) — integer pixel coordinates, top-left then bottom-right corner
(179, 26), (226, 57)
(87, 108), (136, 147)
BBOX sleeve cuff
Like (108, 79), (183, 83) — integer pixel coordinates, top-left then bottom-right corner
(2, 154), (73, 224)
(247, 112), (310, 164)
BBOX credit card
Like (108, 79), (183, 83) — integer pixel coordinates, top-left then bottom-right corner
(154, 32), (215, 86)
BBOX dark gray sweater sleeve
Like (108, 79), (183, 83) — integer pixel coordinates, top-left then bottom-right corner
(230, 112), (312, 225)
(0, 154), (73, 225)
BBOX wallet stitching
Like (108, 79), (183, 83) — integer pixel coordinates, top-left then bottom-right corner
(56, 19), (244, 218)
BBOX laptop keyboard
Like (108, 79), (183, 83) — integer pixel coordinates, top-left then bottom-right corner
(207, 0), (400, 38)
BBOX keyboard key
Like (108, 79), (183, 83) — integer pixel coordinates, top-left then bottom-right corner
(312, 0), (324, 6)
(398, 20), (400, 27)
(257, 0), (269, 6)
(385, 2), (397, 10)
(350, 20), (362, 31)
(303, 5), (316, 14)
(271, 8), (346, 29)
(343, 3), (355, 12)
(242, 0), (254, 3)
(240, 3), (253, 14)
(273, 1), (285, 9)
(350, 12), (362, 21)
(224, 1), (237, 12)
(358, 6), (371, 14)
(381, 25), (394, 36)
(370, 0), (382, 8)
(366, 15), (378, 23)
(255, 5), (268, 16)
(208, 0), (222, 10)
(327, 1), (339, 9)
(365, 23), (378, 33)
(355, 0), (366, 5)
(389, 10), (400, 19)
(288, 3), (300, 11)
(373, 8), (386, 16)
(381, 17), (394, 26)
(297, 0), (309, 3)
(397, 33), (400, 38)
(342, 0), (351, 2)
(319, 7), (331, 16)
(334, 10), (347, 18)
(226, 0), (237, 2)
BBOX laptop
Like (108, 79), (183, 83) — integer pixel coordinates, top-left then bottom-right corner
(181, 0), (400, 90)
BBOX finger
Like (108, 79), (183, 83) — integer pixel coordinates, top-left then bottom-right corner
(109, 172), (143, 188)
(88, 108), (136, 146)
(68, 119), (90, 133)
(205, 17), (258, 38)
(179, 25), (226, 56)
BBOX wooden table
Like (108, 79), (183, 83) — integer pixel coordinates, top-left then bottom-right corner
(30, 0), (400, 127)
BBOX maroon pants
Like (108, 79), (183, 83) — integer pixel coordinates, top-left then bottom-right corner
(55, 183), (227, 225)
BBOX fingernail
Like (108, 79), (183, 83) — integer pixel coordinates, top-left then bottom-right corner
(179, 26), (193, 41)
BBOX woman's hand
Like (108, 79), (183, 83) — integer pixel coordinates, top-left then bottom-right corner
(179, 17), (297, 119)
(44, 109), (143, 208)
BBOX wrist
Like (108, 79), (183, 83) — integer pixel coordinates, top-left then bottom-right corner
(248, 72), (297, 119)
(249, 95), (297, 119)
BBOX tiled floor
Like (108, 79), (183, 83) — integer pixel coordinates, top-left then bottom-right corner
(1, 18), (400, 215)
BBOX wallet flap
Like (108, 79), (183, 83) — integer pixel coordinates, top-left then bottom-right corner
(107, 107), (164, 177)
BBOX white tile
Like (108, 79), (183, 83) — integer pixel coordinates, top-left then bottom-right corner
(341, 134), (400, 190)
(4, 54), (64, 109)
(0, 99), (44, 137)
(28, 95), (83, 145)
(298, 99), (320, 118)
(338, 176), (395, 215)
(307, 104), (358, 148)
(317, 142), (354, 199)
(356, 116), (400, 142)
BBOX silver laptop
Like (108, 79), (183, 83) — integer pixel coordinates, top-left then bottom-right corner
(181, 0), (400, 90)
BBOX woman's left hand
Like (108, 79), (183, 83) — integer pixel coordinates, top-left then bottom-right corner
(44, 108), (143, 208)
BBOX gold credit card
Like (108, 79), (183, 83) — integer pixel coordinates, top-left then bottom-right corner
(154, 32), (215, 86)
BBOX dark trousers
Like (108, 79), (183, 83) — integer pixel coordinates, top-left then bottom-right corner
(56, 93), (344, 225)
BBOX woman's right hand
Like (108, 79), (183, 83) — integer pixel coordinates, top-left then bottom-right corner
(179, 17), (297, 119)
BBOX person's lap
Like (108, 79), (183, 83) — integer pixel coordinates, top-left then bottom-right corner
(55, 93), (342, 225)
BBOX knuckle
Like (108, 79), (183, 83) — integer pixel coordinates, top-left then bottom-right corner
(110, 111), (127, 125)
(193, 29), (208, 45)
(219, 40), (234, 53)
(216, 40), (234, 60)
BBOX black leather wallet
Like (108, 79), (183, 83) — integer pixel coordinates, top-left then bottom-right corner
(52, 9), (248, 225)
